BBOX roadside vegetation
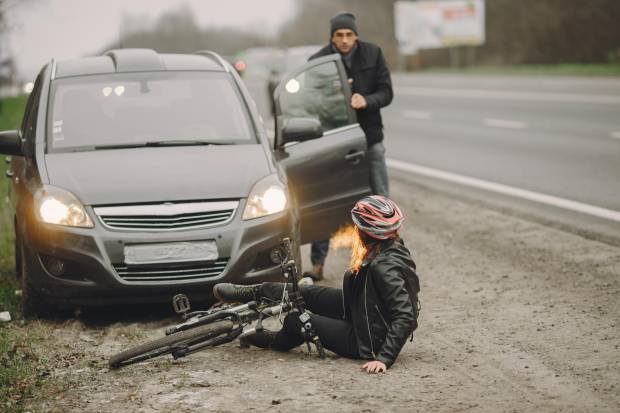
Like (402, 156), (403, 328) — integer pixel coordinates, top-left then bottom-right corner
(0, 95), (25, 315)
(0, 96), (62, 412)
(421, 63), (620, 77)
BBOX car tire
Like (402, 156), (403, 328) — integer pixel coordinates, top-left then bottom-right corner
(19, 239), (52, 319)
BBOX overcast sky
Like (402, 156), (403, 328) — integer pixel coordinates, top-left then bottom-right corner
(5, 0), (296, 80)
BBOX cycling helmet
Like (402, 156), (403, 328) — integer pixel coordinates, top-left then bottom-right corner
(351, 195), (403, 240)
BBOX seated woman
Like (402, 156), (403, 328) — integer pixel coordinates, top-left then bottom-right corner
(213, 195), (420, 373)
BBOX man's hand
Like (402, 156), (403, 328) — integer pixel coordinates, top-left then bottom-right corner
(351, 93), (367, 109)
(362, 360), (386, 374)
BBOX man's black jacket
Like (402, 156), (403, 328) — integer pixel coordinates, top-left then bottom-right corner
(309, 41), (393, 146)
(342, 238), (420, 368)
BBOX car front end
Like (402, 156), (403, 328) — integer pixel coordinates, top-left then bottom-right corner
(17, 50), (297, 308)
(21, 187), (293, 306)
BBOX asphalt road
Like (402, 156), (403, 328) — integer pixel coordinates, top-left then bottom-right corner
(248, 72), (620, 238)
(384, 73), (620, 212)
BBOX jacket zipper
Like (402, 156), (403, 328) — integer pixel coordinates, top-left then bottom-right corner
(341, 287), (346, 320)
(364, 274), (376, 358)
(375, 305), (389, 329)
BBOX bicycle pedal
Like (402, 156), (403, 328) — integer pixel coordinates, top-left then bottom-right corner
(172, 294), (191, 315)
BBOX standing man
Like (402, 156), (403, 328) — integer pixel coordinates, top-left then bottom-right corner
(303, 11), (394, 281)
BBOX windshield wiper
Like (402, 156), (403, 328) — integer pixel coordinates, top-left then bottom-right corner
(145, 139), (228, 146)
(92, 140), (229, 150)
(93, 143), (148, 150)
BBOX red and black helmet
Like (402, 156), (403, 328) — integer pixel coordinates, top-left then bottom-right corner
(351, 195), (404, 240)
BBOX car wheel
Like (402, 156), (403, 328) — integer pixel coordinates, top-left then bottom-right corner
(19, 239), (51, 319)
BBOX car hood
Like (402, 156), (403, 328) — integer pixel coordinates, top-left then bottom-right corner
(44, 145), (272, 205)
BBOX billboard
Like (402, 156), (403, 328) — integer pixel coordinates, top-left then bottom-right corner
(395, 0), (486, 54)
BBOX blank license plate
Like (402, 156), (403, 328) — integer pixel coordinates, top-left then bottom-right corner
(124, 241), (218, 265)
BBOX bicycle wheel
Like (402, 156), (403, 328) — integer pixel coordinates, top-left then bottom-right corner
(109, 319), (234, 369)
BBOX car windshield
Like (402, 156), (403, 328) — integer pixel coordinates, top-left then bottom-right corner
(47, 71), (254, 152)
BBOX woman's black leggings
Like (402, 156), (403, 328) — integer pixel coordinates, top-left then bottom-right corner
(260, 282), (361, 359)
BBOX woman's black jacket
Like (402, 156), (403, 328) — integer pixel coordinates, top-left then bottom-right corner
(342, 238), (420, 368)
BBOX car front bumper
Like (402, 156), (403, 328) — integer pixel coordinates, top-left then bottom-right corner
(21, 204), (294, 306)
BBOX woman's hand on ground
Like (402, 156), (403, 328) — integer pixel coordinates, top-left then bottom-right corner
(362, 360), (386, 374)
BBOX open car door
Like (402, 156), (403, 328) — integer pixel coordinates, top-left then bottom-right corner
(273, 54), (371, 244)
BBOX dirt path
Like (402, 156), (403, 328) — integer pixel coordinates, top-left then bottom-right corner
(23, 176), (620, 412)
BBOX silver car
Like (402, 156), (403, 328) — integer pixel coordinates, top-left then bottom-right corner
(0, 48), (370, 317)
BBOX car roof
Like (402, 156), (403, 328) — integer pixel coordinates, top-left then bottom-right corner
(53, 49), (228, 79)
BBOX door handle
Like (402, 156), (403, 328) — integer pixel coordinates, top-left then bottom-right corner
(5, 170), (14, 178)
(345, 150), (365, 164)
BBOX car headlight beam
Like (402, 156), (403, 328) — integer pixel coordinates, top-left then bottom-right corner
(35, 185), (94, 228)
(243, 174), (288, 220)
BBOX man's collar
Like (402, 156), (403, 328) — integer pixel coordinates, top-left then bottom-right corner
(330, 41), (358, 57)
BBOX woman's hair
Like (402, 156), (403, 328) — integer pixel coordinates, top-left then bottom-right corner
(350, 226), (381, 274)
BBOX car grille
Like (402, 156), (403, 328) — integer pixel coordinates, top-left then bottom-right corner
(94, 201), (238, 231)
(113, 259), (229, 282)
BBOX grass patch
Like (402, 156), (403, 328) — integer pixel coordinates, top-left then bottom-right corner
(0, 324), (51, 412)
(420, 63), (620, 77)
(0, 96), (58, 412)
(0, 95), (26, 315)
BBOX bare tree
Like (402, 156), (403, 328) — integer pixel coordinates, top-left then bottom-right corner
(279, 0), (620, 69)
(278, 0), (399, 68)
(418, 0), (620, 67)
(100, 5), (273, 57)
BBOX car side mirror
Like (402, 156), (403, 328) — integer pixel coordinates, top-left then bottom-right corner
(280, 118), (323, 146)
(0, 130), (23, 156)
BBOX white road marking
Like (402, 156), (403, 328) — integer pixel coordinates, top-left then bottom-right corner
(611, 131), (620, 139)
(402, 110), (433, 120)
(484, 118), (527, 129)
(387, 158), (620, 223)
(400, 87), (620, 105)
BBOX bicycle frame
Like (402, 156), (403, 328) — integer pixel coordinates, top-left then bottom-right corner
(110, 238), (326, 368)
(168, 300), (295, 359)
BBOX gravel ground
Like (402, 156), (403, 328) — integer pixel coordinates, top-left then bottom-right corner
(22, 175), (620, 412)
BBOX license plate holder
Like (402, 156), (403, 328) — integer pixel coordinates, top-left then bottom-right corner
(124, 241), (218, 265)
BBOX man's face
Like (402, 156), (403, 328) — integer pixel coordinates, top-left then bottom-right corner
(331, 29), (358, 54)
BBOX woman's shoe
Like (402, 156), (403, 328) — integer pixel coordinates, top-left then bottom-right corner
(212, 283), (261, 303)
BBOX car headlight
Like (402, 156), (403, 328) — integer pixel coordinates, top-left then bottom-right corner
(34, 185), (94, 228)
(242, 174), (288, 220)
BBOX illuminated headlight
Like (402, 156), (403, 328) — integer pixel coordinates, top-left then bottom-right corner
(34, 185), (94, 228)
(242, 174), (288, 220)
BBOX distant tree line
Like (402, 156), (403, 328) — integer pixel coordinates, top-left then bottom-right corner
(277, 0), (620, 68)
(99, 5), (272, 58)
(418, 0), (620, 67)
(99, 0), (620, 69)
(0, 0), (17, 86)
(277, 0), (400, 66)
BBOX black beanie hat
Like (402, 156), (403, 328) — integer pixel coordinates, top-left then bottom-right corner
(330, 12), (358, 37)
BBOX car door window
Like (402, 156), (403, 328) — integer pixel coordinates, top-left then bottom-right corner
(278, 61), (350, 133)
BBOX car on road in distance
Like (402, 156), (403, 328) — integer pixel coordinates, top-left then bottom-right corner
(232, 47), (283, 80)
(0, 48), (370, 316)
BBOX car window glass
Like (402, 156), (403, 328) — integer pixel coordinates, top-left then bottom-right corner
(278, 61), (349, 133)
(47, 71), (254, 152)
